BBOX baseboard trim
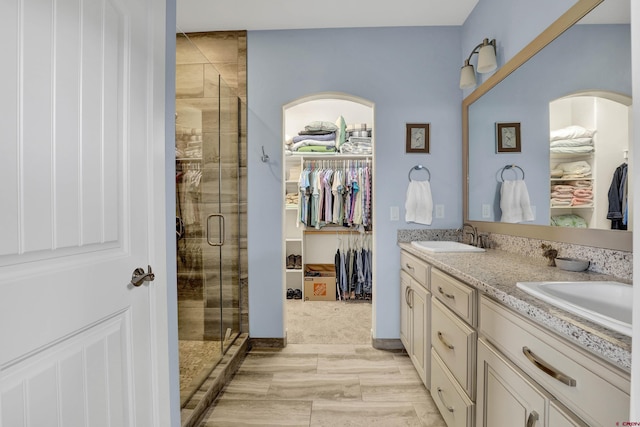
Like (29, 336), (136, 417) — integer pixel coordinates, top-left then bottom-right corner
(372, 338), (404, 351)
(249, 336), (287, 349)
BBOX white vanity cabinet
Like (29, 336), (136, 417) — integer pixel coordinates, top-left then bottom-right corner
(478, 296), (630, 426)
(548, 401), (590, 427)
(476, 337), (550, 427)
(430, 267), (477, 427)
(400, 251), (431, 387)
(398, 247), (630, 427)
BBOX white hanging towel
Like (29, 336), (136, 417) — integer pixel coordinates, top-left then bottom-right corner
(405, 180), (433, 225)
(500, 180), (534, 223)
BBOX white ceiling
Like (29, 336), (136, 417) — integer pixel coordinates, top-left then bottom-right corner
(176, 0), (479, 33)
(176, 0), (629, 35)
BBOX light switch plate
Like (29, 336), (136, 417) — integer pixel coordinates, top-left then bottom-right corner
(390, 206), (399, 221)
(482, 204), (491, 218)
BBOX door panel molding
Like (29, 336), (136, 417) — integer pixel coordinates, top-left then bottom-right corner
(1, 309), (133, 426)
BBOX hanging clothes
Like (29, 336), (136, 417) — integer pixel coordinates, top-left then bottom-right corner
(607, 163), (628, 230)
(297, 159), (372, 230)
(334, 233), (372, 301)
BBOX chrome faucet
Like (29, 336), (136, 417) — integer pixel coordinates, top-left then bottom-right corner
(462, 223), (477, 246)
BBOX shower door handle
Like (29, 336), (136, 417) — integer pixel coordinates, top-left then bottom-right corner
(206, 214), (225, 246)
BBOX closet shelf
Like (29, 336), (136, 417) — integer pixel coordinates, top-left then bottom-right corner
(551, 177), (594, 181)
(304, 229), (373, 235)
(551, 206), (593, 209)
(285, 238), (302, 242)
(287, 153), (372, 160)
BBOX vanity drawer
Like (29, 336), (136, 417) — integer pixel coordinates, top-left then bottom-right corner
(431, 268), (476, 326)
(479, 296), (630, 426)
(401, 250), (429, 287)
(431, 298), (476, 398)
(431, 349), (474, 427)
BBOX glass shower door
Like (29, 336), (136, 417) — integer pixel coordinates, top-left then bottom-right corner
(175, 32), (244, 407)
(202, 75), (241, 350)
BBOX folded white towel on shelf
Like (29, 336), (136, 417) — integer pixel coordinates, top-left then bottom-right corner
(554, 160), (591, 175)
(500, 180), (534, 223)
(405, 180), (433, 225)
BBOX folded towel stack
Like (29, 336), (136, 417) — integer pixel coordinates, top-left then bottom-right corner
(549, 125), (596, 154)
(552, 160), (592, 179)
(285, 192), (299, 208)
(549, 182), (594, 207)
(284, 120), (339, 154)
(341, 123), (373, 155)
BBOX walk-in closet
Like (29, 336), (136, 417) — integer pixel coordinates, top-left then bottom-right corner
(282, 94), (375, 344)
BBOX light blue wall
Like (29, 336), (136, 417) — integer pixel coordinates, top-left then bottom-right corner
(461, 0), (575, 95)
(245, 0), (629, 341)
(468, 24), (631, 223)
(247, 26), (463, 339)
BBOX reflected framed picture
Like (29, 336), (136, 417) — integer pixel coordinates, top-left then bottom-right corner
(496, 122), (521, 153)
(406, 123), (430, 153)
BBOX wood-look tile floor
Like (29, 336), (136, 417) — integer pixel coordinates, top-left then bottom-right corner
(197, 344), (447, 426)
(194, 299), (445, 426)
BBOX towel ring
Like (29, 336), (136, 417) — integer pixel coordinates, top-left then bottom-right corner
(408, 165), (431, 182)
(501, 165), (525, 181)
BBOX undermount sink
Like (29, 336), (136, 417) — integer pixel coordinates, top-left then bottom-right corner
(411, 240), (485, 253)
(516, 281), (632, 337)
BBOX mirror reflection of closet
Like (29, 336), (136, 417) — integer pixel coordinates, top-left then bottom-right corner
(548, 91), (631, 230)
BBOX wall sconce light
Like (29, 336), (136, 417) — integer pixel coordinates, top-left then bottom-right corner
(459, 38), (497, 89)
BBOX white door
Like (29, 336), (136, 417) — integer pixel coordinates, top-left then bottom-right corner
(0, 0), (172, 425)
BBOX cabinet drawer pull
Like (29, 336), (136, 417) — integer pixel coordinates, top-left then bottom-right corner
(405, 263), (414, 270)
(407, 288), (413, 309)
(438, 286), (455, 299)
(436, 387), (454, 413)
(522, 347), (576, 387)
(437, 331), (455, 350)
(526, 410), (539, 427)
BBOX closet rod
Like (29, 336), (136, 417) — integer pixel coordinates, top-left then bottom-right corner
(304, 230), (372, 235)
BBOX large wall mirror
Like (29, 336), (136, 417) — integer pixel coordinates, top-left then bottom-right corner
(463, 0), (632, 251)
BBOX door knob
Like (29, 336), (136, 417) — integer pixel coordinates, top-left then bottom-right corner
(131, 265), (155, 287)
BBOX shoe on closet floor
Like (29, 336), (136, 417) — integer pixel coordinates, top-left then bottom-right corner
(286, 255), (295, 269)
(293, 289), (302, 299)
(286, 288), (295, 299)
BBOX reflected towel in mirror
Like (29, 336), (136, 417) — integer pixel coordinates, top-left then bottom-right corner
(500, 180), (534, 223)
(405, 180), (433, 225)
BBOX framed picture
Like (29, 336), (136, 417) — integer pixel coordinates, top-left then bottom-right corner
(496, 122), (521, 153)
(406, 123), (430, 153)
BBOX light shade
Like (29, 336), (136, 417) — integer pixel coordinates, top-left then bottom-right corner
(459, 64), (476, 89)
(477, 43), (497, 73)
(459, 38), (497, 90)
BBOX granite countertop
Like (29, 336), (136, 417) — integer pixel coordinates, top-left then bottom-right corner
(398, 242), (632, 372)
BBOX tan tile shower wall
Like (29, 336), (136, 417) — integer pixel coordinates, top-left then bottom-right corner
(176, 31), (248, 334)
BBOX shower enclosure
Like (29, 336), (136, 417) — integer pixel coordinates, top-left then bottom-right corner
(175, 32), (246, 406)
